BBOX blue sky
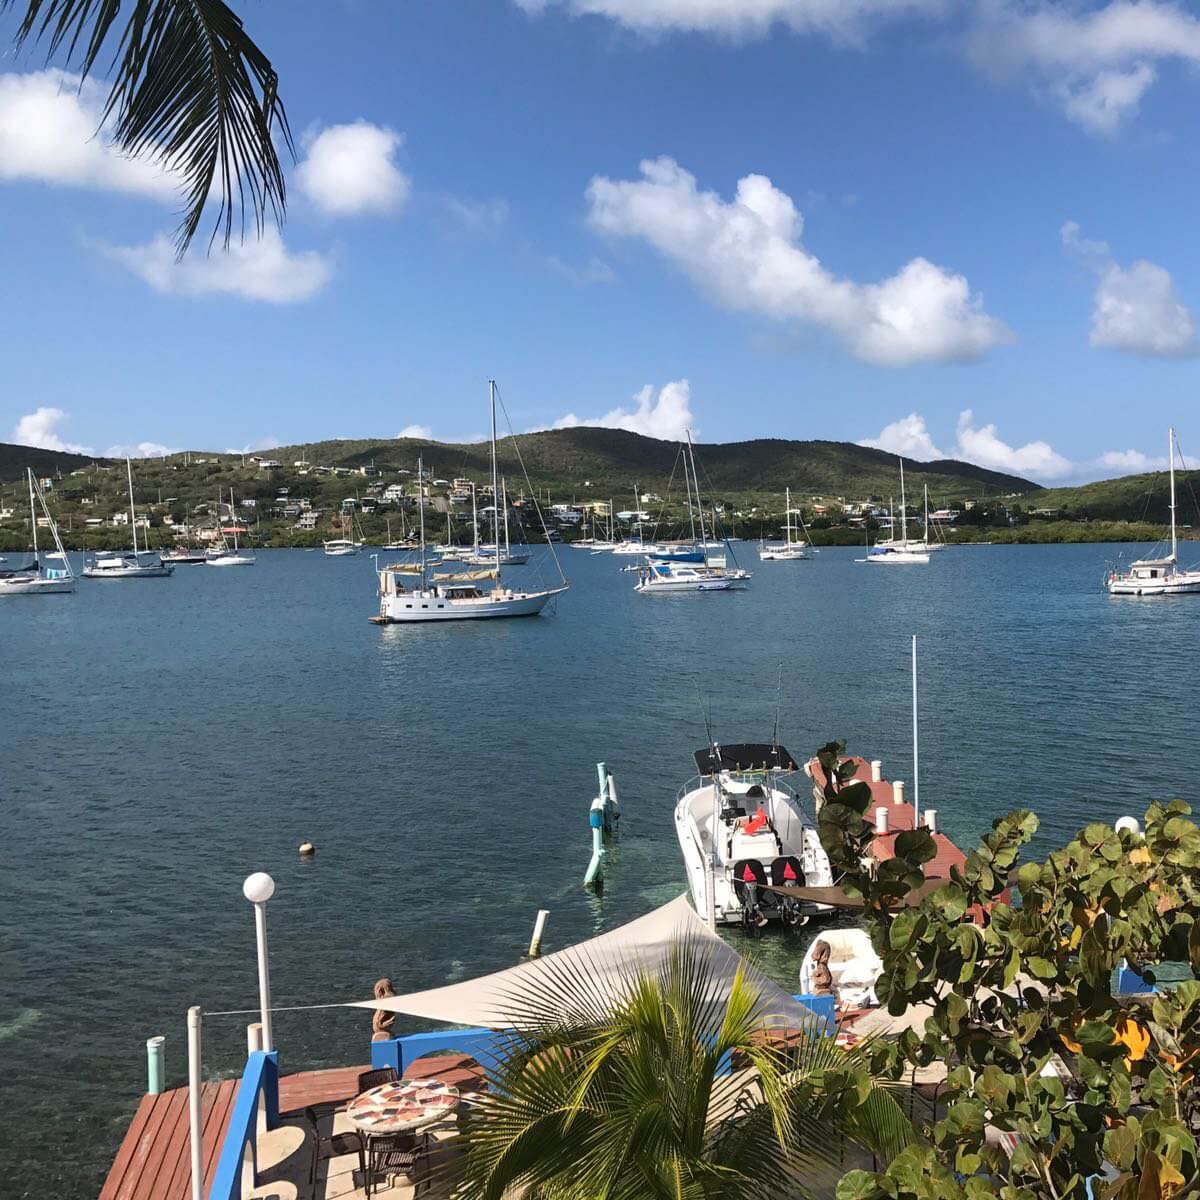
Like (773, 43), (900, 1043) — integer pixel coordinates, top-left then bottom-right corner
(2, 0), (1200, 481)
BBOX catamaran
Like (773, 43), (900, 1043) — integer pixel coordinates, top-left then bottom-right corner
(372, 383), (569, 623)
(1107, 427), (1200, 596)
(206, 490), (255, 566)
(82, 459), (174, 579)
(674, 742), (833, 929)
(865, 459), (929, 565)
(0, 470), (76, 596)
(636, 434), (750, 593)
(759, 487), (810, 561)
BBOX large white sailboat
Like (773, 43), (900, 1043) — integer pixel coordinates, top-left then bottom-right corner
(373, 383), (569, 624)
(82, 459), (174, 579)
(865, 459), (929, 565)
(0, 470), (76, 596)
(759, 487), (810, 561)
(674, 742), (833, 929)
(1107, 428), (1200, 596)
(636, 434), (750, 593)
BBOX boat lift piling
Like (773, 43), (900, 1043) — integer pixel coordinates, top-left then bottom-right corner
(146, 1035), (165, 1094)
(527, 910), (550, 958)
(584, 762), (620, 888)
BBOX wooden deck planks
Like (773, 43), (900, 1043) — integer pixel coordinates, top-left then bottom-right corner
(101, 1066), (366, 1200)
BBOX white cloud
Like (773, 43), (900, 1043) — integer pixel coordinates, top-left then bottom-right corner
(1062, 220), (1197, 357)
(98, 228), (333, 303)
(954, 409), (1073, 478)
(397, 425), (433, 439)
(859, 412), (945, 458)
(860, 409), (1073, 479)
(552, 379), (695, 441)
(1099, 448), (1169, 472)
(105, 441), (176, 458)
(0, 69), (178, 200)
(515, 0), (945, 40)
(970, 1), (1200, 134)
(296, 122), (410, 217)
(543, 254), (617, 286)
(11, 407), (94, 454)
(225, 437), (283, 454)
(443, 196), (510, 235)
(586, 158), (1010, 366)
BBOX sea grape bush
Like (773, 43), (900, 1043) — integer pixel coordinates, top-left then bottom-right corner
(814, 740), (1200, 1200)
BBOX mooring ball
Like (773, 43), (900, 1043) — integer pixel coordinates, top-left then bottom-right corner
(299, 841), (316, 856)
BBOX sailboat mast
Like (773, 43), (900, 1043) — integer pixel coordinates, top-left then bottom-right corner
(899, 459), (908, 547)
(231, 491), (239, 552)
(924, 484), (929, 549)
(418, 456), (426, 576)
(684, 433), (701, 544)
(471, 484), (479, 553)
(785, 486), (792, 547)
(28, 469), (38, 559)
(502, 477), (510, 553)
(489, 380), (502, 584)
(1170, 426), (1178, 563)
(126, 458), (138, 554)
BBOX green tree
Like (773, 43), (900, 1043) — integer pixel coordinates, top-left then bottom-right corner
(814, 741), (1200, 1200)
(6, 0), (287, 250)
(456, 939), (915, 1199)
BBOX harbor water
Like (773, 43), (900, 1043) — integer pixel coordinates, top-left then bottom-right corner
(1, 543), (1195, 1195)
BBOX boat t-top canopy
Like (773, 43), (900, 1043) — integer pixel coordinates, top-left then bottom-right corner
(351, 894), (821, 1031)
(693, 743), (798, 775)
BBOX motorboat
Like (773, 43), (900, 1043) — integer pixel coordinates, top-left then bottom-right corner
(0, 471), (76, 596)
(162, 548), (209, 564)
(759, 486), (810, 561)
(798, 929), (883, 1009)
(635, 558), (749, 592)
(1107, 428), (1200, 595)
(674, 742), (834, 929)
(82, 459), (174, 579)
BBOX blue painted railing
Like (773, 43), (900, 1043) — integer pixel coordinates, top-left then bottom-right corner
(207, 1050), (279, 1200)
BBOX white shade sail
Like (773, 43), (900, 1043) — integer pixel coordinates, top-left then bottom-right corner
(349, 894), (820, 1031)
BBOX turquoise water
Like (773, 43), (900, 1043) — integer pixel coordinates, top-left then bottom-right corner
(2, 543), (1195, 1195)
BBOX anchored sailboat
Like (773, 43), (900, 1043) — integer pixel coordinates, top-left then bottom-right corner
(82, 459), (174, 579)
(865, 459), (929, 565)
(1106, 427), (1200, 595)
(207, 490), (255, 566)
(759, 487), (810, 561)
(0, 470), (76, 596)
(372, 382), (568, 623)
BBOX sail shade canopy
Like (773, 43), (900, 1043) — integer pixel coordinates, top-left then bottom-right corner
(693, 744), (798, 775)
(350, 894), (822, 1031)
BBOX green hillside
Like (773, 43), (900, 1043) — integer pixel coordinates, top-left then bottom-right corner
(1020, 468), (1200, 526)
(0, 443), (110, 482)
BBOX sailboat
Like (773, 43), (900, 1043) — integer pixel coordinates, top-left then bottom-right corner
(372, 382), (569, 623)
(636, 433), (751, 593)
(162, 507), (208, 564)
(82, 459), (174, 578)
(207, 490), (256, 565)
(759, 487), (810, 561)
(324, 509), (359, 556)
(1107, 428), (1200, 595)
(466, 477), (532, 565)
(0, 470), (76, 596)
(866, 459), (929, 565)
(611, 485), (649, 554)
(382, 516), (411, 551)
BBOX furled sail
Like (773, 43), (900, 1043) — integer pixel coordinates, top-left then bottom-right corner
(432, 568), (498, 583)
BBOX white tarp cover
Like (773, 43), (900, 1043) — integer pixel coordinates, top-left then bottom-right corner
(349, 894), (819, 1031)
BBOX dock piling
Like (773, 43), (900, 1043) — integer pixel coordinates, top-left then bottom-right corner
(528, 909), (549, 957)
(146, 1035), (165, 1094)
(584, 762), (619, 887)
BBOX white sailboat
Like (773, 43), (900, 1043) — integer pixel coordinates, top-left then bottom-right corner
(0, 470), (76, 596)
(674, 742), (833, 928)
(465, 477), (532, 565)
(373, 382), (569, 624)
(759, 487), (810, 561)
(82, 459), (174, 579)
(1107, 427), (1200, 595)
(636, 433), (750, 593)
(207, 490), (255, 566)
(866, 459), (929, 565)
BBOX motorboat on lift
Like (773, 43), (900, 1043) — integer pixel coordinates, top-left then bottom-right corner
(674, 742), (834, 930)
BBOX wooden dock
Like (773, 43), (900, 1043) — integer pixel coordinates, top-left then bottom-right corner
(100, 1066), (366, 1200)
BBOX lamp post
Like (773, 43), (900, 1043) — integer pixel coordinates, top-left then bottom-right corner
(242, 872), (275, 1053)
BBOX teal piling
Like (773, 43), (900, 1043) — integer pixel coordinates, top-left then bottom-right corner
(147, 1035), (166, 1094)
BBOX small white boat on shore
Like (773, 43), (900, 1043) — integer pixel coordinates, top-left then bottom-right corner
(675, 742), (833, 929)
(798, 928), (883, 1009)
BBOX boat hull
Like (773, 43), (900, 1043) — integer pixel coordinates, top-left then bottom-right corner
(82, 565), (174, 578)
(866, 551), (930, 565)
(759, 547), (809, 561)
(206, 555), (255, 567)
(0, 576), (75, 595)
(376, 588), (562, 623)
(1107, 573), (1200, 595)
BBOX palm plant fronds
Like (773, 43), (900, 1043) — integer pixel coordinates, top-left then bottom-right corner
(451, 935), (917, 1200)
(5, 0), (290, 251)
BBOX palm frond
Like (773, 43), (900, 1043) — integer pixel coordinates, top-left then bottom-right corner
(5, 0), (290, 251)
